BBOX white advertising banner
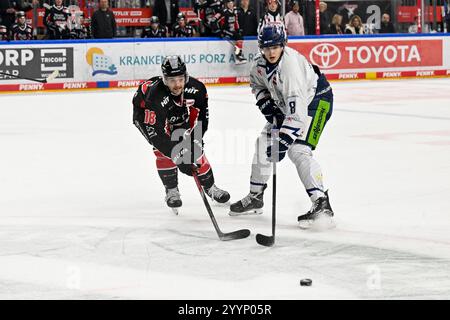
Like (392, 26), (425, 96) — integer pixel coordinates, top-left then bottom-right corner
(0, 35), (449, 92)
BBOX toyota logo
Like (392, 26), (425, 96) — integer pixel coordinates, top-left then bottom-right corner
(309, 43), (341, 69)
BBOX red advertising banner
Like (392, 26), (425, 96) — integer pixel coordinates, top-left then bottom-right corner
(289, 39), (443, 70)
(26, 8), (152, 28)
(111, 8), (152, 27)
(397, 6), (443, 23)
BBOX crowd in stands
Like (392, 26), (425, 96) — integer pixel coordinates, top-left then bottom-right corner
(1, 0), (449, 41)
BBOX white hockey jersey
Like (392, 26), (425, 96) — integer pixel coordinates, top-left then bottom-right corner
(249, 46), (319, 142)
(258, 11), (284, 34)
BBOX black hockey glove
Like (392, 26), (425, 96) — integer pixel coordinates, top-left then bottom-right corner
(171, 135), (204, 176)
(266, 132), (294, 162)
(221, 29), (234, 38)
(256, 97), (285, 128)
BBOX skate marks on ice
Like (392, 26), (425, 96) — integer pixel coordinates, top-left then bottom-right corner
(1, 220), (450, 299)
(273, 225), (450, 299)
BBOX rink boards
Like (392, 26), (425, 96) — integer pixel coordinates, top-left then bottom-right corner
(0, 34), (450, 92)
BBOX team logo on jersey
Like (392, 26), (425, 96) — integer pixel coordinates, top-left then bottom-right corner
(184, 87), (199, 94)
(309, 43), (341, 69)
(161, 96), (169, 108)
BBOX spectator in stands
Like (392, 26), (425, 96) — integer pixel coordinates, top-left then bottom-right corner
(91, 0), (117, 39)
(153, 0), (179, 32)
(345, 14), (364, 34)
(328, 13), (343, 35)
(337, 2), (352, 27)
(379, 13), (395, 34)
(408, 16), (419, 33)
(0, 0), (35, 33)
(284, 0), (304, 36)
(319, 1), (331, 34)
(237, 0), (257, 36)
(258, 0), (283, 32)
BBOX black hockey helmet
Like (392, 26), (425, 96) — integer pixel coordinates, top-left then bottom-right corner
(225, 0), (234, 8)
(150, 16), (159, 24)
(161, 55), (188, 83)
(176, 12), (186, 22)
(16, 11), (26, 18)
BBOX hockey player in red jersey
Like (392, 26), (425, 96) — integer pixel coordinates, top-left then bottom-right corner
(0, 25), (8, 40)
(218, 0), (247, 64)
(172, 13), (194, 37)
(133, 56), (230, 213)
(11, 11), (33, 40)
(44, 0), (69, 39)
(194, 0), (223, 36)
(141, 16), (168, 38)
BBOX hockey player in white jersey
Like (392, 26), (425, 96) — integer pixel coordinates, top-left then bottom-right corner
(229, 23), (335, 228)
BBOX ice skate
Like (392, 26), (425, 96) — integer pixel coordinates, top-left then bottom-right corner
(297, 191), (335, 230)
(205, 184), (230, 204)
(235, 49), (247, 65)
(229, 190), (264, 216)
(165, 187), (182, 215)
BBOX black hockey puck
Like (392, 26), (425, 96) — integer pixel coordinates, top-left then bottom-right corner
(300, 278), (312, 286)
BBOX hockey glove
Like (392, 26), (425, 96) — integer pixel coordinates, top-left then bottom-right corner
(266, 132), (294, 162)
(171, 136), (204, 176)
(256, 97), (285, 129)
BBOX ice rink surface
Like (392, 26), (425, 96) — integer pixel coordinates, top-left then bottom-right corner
(1, 78), (450, 299)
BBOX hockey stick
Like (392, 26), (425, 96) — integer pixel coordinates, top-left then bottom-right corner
(0, 70), (59, 83)
(192, 170), (251, 241)
(256, 127), (278, 247)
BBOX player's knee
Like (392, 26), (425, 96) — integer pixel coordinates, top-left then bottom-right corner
(288, 144), (313, 163)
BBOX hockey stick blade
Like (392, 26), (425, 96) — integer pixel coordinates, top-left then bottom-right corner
(219, 229), (251, 241)
(256, 233), (274, 247)
(45, 70), (59, 83)
(192, 171), (251, 241)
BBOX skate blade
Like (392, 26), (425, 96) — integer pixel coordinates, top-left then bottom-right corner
(228, 208), (263, 217)
(235, 60), (248, 65)
(298, 215), (336, 231)
(170, 208), (179, 215)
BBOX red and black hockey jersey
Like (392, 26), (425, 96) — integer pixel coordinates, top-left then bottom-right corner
(132, 76), (209, 158)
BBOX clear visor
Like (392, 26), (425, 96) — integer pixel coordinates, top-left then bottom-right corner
(261, 44), (283, 54)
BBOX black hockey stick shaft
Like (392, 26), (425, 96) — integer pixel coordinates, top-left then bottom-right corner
(0, 70), (59, 83)
(256, 127), (278, 247)
(272, 160), (276, 237)
(0, 71), (47, 83)
(192, 170), (250, 241)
